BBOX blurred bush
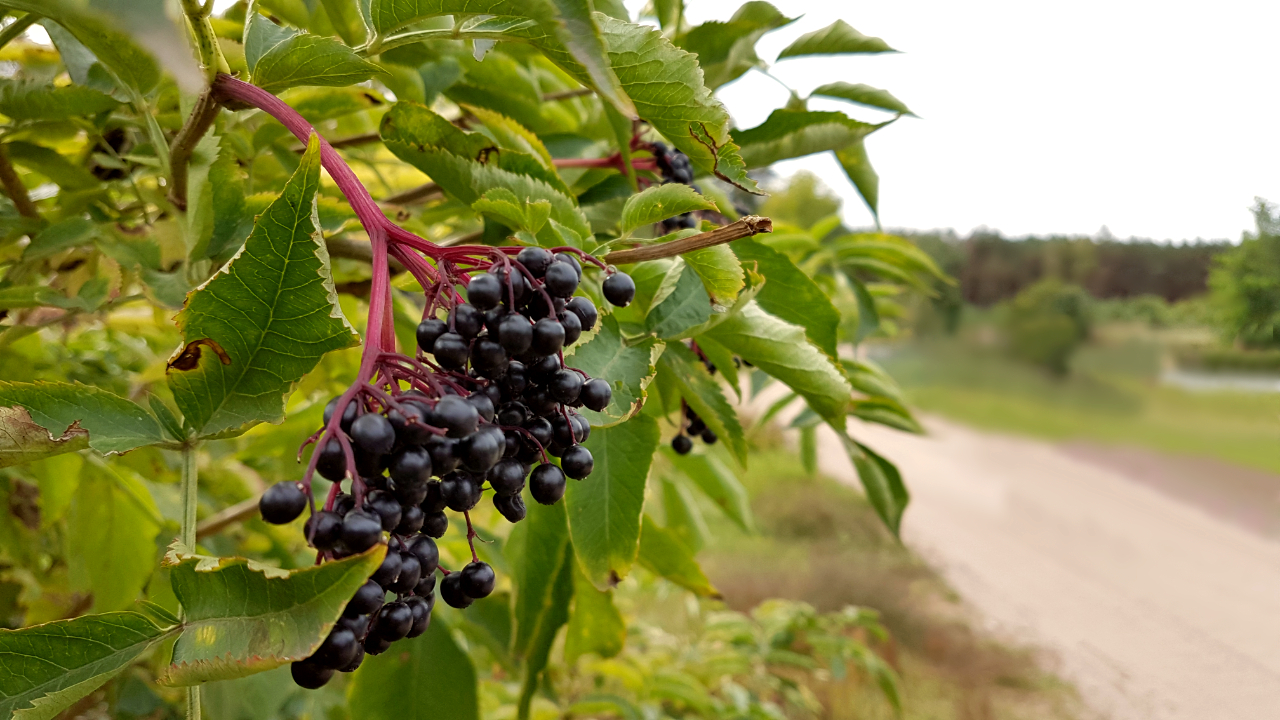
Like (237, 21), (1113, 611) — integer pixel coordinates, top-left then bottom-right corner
(1209, 198), (1280, 348)
(1001, 279), (1093, 375)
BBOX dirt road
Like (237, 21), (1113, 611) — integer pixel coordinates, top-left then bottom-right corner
(815, 418), (1280, 720)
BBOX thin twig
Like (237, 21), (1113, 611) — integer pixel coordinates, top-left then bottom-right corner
(604, 216), (773, 264)
(382, 182), (443, 205)
(167, 88), (220, 211)
(0, 143), (38, 219)
(542, 87), (593, 101)
(195, 495), (260, 539)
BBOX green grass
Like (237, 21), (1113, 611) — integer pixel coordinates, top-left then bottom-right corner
(879, 337), (1280, 474)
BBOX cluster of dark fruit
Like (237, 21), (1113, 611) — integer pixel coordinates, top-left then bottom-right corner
(651, 141), (701, 233)
(671, 404), (717, 455)
(257, 247), (637, 689)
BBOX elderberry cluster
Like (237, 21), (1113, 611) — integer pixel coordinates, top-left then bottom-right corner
(651, 141), (701, 233)
(258, 247), (637, 690)
(671, 405), (717, 455)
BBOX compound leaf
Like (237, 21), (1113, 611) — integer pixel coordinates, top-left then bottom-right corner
(167, 136), (358, 438)
(837, 140), (880, 220)
(564, 561), (625, 664)
(665, 449), (753, 532)
(0, 79), (118, 121)
(161, 543), (385, 685)
(66, 465), (163, 612)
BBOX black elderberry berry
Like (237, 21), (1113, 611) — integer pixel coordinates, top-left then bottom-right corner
(580, 378), (612, 412)
(460, 561), (496, 599)
(701, 429), (718, 444)
(451, 303), (485, 339)
(407, 535), (440, 575)
(376, 600), (414, 641)
(260, 482), (307, 525)
(420, 479), (447, 514)
(353, 446), (383, 478)
(559, 314), (582, 352)
(363, 634), (392, 656)
(323, 396), (359, 432)
(405, 595), (432, 638)
(570, 413), (591, 444)
(390, 552), (422, 593)
(315, 438), (347, 482)
(351, 413), (396, 456)
(515, 435), (543, 463)
(494, 492), (527, 522)
(497, 314), (533, 354)
(460, 427), (503, 473)
(291, 659), (334, 689)
(566, 296), (597, 332)
(414, 571), (437, 598)
(671, 434), (693, 454)
(471, 338), (507, 374)
(543, 261), (580, 298)
(554, 252), (583, 279)
(340, 646), (365, 673)
(439, 572), (473, 609)
(305, 511), (343, 550)
(503, 430), (520, 457)
(516, 246), (553, 278)
(364, 490), (403, 532)
(371, 548), (402, 586)
(389, 401), (433, 445)
(394, 505), (425, 535)
(346, 580), (386, 616)
(686, 417), (706, 436)
(561, 445), (594, 479)
(528, 354), (560, 385)
(530, 318), (565, 356)
(388, 447), (432, 487)
(467, 273), (503, 310)
(432, 332), (470, 370)
(529, 463), (567, 504)
(550, 414), (577, 447)
(440, 470), (482, 511)
(421, 510), (449, 538)
(416, 318), (448, 354)
(436, 395), (479, 437)
(498, 401), (529, 427)
(341, 510), (383, 552)
(487, 459), (528, 496)
(603, 272), (636, 307)
(337, 613), (370, 637)
(503, 360), (529, 395)
(465, 392), (496, 423)
(312, 627), (359, 669)
(425, 436), (459, 475)
(549, 369), (583, 404)
(524, 416), (554, 446)
(333, 492), (356, 516)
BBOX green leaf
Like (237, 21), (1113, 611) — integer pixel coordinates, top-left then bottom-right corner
(17, 2), (163, 93)
(703, 301), (852, 423)
(733, 237), (839, 357)
(678, 3), (794, 89)
(839, 435), (909, 536)
(566, 414), (659, 590)
(811, 81), (913, 116)
(849, 398), (922, 434)
(841, 358), (906, 404)
(645, 260), (712, 339)
(161, 543), (385, 685)
(657, 343), (747, 465)
(245, 11), (382, 93)
(562, 316), (662, 428)
(837, 140), (880, 221)
(564, 560), (625, 665)
(851, 278), (881, 343)
(319, 0), (369, 46)
(732, 109), (879, 168)
(0, 79), (118, 120)
(637, 515), (718, 597)
(167, 135), (358, 438)
(0, 382), (165, 466)
(682, 244), (743, 305)
(776, 19), (895, 59)
(619, 183), (717, 235)
(465, 104), (556, 169)
(6, 141), (99, 191)
(67, 464), (162, 612)
(201, 666), (302, 720)
(0, 612), (175, 720)
(543, 0), (635, 118)
(349, 616), (480, 720)
(508, 498), (571, 658)
(665, 450), (753, 532)
(692, 335), (740, 399)
(22, 217), (97, 262)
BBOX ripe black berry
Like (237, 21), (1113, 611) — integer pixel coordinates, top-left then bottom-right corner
(390, 552), (422, 593)
(371, 548), (402, 586)
(554, 252), (582, 279)
(421, 510), (449, 538)
(346, 580), (385, 616)
(543, 261), (580, 298)
(451, 303), (485, 339)
(487, 459), (527, 496)
(524, 416), (553, 446)
(364, 634), (392, 656)
(460, 561), (496, 599)
(340, 646), (365, 673)
(389, 446), (432, 485)
(530, 318), (565, 356)
(571, 413), (591, 444)
(395, 505), (425, 535)
(364, 490), (402, 532)
(312, 628), (359, 670)
(516, 246), (553, 277)
(440, 471), (481, 511)
(407, 535), (439, 575)
(315, 439), (347, 481)
(305, 510), (343, 550)
(497, 314), (533, 354)
(561, 445), (594, 479)
(566, 296), (597, 332)
(291, 660), (335, 689)
(416, 318), (447, 354)
(341, 510), (383, 552)
(687, 417), (706, 436)
(550, 369), (583, 404)
(431, 332), (469, 370)
(701, 429), (718, 444)
(260, 482), (307, 525)
(528, 354), (560, 385)
(323, 396), (358, 431)
(465, 392), (496, 423)
(405, 595), (432, 638)
(559, 310), (582, 346)
(439, 572), (473, 608)
(671, 434), (693, 454)
(466, 273), (502, 310)
(603, 272), (636, 307)
(425, 436), (458, 475)
(435, 395), (479, 437)
(503, 361), (528, 395)
(529, 463), (566, 504)
(580, 378), (612, 412)
(414, 572), (437, 598)
(498, 401), (529, 427)
(351, 413), (396, 456)
(494, 492), (527, 522)
(376, 600), (414, 641)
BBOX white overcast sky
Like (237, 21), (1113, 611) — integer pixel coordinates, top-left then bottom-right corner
(196, 1), (1280, 240)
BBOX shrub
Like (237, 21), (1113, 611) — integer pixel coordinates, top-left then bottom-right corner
(1001, 279), (1093, 374)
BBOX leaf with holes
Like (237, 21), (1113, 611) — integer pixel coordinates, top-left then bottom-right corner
(160, 543), (384, 685)
(167, 136), (358, 438)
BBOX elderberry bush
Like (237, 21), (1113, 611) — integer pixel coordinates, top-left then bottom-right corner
(651, 141), (701, 233)
(259, 249), (634, 689)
